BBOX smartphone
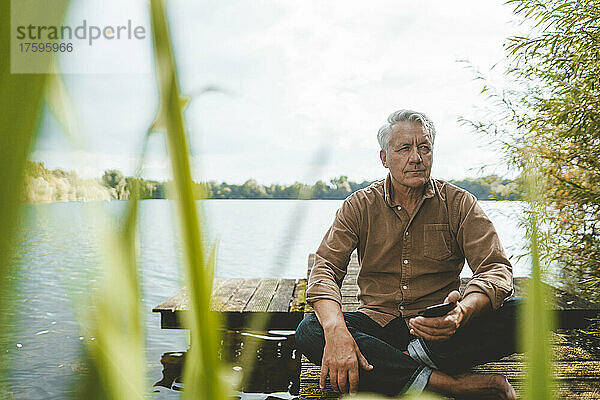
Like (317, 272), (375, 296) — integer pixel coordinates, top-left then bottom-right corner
(418, 302), (456, 318)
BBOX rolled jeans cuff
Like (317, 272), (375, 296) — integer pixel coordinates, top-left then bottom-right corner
(405, 365), (433, 394)
(407, 338), (437, 369)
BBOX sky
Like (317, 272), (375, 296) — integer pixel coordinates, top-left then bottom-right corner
(33, 0), (523, 185)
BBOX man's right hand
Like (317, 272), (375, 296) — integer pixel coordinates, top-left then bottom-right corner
(320, 323), (373, 394)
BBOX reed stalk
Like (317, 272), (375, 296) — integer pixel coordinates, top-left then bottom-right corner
(149, 0), (227, 398)
(520, 156), (556, 400)
(0, 1), (70, 396)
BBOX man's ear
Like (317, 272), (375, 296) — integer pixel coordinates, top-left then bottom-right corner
(380, 149), (388, 168)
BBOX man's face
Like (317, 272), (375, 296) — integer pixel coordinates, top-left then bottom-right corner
(379, 121), (433, 189)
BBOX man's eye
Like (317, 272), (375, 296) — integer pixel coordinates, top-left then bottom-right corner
(419, 146), (431, 152)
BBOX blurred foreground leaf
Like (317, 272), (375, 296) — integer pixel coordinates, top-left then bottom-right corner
(41, 62), (148, 400)
(520, 158), (556, 400)
(149, 0), (227, 398)
(0, 0), (70, 394)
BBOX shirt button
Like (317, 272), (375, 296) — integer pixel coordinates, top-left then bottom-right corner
(402, 285), (408, 290)
(405, 231), (409, 236)
(397, 206), (402, 210)
(403, 259), (409, 264)
(399, 305), (405, 310)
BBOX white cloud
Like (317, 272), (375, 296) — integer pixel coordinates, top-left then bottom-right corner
(37, 0), (519, 184)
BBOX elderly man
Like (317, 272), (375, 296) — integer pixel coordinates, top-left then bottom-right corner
(295, 110), (518, 399)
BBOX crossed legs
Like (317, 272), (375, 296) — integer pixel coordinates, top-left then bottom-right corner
(295, 298), (520, 398)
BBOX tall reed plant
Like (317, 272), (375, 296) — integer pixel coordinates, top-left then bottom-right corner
(519, 157), (556, 400)
(84, 0), (233, 397)
(149, 0), (227, 398)
(0, 0), (70, 396)
(1, 0), (228, 397)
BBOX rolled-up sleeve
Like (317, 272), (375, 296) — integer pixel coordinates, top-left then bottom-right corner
(455, 192), (513, 309)
(306, 198), (360, 307)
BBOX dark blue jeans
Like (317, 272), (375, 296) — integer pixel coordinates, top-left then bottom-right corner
(295, 298), (520, 396)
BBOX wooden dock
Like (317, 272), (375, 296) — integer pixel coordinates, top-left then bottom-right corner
(153, 277), (308, 393)
(152, 253), (600, 399)
(152, 278), (306, 330)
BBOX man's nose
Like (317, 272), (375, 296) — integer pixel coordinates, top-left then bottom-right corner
(409, 147), (422, 163)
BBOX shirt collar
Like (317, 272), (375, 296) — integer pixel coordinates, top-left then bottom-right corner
(383, 173), (435, 208)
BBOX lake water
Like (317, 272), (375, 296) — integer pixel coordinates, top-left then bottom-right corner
(6, 199), (528, 399)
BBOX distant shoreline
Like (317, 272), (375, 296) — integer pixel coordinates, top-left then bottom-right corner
(24, 197), (519, 204)
(22, 161), (523, 203)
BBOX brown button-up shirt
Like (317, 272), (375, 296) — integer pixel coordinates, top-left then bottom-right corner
(306, 174), (513, 327)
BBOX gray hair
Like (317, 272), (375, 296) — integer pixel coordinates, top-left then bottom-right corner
(377, 109), (436, 152)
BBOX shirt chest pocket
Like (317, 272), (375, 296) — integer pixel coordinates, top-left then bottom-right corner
(423, 223), (453, 260)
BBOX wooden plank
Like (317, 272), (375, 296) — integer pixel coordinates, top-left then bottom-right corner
(268, 279), (297, 312)
(152, 288), (187, 312)
(210, 278), (227, 295)
(244, 279), (281, 312)
(152, 279), (239, 313)
(211, 278), (246, 311)
(154, 278), (303, 329)
(222, 279), (261, 312)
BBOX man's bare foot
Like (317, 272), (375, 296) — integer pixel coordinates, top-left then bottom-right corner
(427, 371), (516, 400)
(453, 373), (516, 399)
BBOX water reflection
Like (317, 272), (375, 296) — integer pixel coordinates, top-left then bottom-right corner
(154, 352), (184, 391)
(154, 330), (300, 397)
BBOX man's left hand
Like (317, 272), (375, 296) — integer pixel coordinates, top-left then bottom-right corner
(408, 291), (466, 341)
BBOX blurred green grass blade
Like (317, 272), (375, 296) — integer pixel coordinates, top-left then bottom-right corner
(42, 63), (148, 399)
(520, 157), (556, 400)
(149, 0), (227, 398)
(75, 199), (147, 400)
(82, 195), (147, 400)
(0, 0), (70, 393)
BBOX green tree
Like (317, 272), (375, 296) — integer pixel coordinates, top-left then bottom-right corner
(210, 182), (232, 199)
(102, 169), (129, 200)
(240, 179), (268, 198)
(24, 160), (51, 179)
(468, 0), (600, 300)
(328, 176), (352, 199)
(450, 178), (492, 200)
(312, 180), (330, 199)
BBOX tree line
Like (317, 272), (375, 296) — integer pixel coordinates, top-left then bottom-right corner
(21, 161), (523, 202)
